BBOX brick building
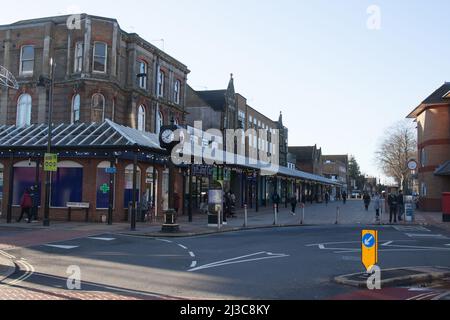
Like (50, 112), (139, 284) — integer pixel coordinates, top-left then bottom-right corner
(322, 155), (349, 194)
(407, 82), (450, 211)
(289, 145), (323, 176)
(0, 14), (190, 222)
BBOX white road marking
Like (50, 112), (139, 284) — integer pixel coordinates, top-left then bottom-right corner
(190, 261), (198, 268)
(7, 259), (35, 286)
(318, 245), (325, 250)
(0, 250), (16, 260)
(188, 252), (289, 272)
(178, 244), (188, 250)
(189, 251), (196, 258)
(406, 234), (448, 239)
(88, 237), (116, 241)
(155, 239), (173, 244)
(394, 226), (431, 232)
(382, 241), (393, 246)
(43, 245), (79, 250)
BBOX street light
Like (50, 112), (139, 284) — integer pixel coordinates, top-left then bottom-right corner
(37, 58), (55, 227)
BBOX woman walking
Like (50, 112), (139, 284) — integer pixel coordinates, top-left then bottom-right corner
(17, 188), (33, 223)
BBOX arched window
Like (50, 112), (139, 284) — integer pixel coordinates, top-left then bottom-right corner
(156, 110), (164, 134)
(71, 94), (81, 123)
(16, 94), (32, 127)
(174, 80), (181, 104)
(91, 93), (105, 123)
(137, 105), (146, 132)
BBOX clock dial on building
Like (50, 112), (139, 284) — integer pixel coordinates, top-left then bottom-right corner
(161, 129), (175, 144)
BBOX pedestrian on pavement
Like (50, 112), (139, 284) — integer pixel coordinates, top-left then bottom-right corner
(29, 185), (39, 222)
(373, 192), (381, 223)
(290, 195), (297, 216)
(17, 188), (33, 223)
(363, 192), (371, 211)
(272, 192), (281, 214)
(388, 192), (398, 224)
(325, 191), (330, 206)
(342, 191), (347, 205)
(397, 190), (405, 222)
(173, 192), (180, 214)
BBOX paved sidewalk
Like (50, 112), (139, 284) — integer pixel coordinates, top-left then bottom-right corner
(0, 255), (16, 282)
(0, 200), (436, 244)
(415, 211), (450, 232)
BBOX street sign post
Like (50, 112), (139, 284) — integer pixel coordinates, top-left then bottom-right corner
(44, 153), (58, 172)
(361, 230), (378, 272)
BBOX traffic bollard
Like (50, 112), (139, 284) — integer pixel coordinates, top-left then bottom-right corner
(301, 205), (305, 225)
(274, 204), (278, 225)
(218, 210), (222, 231)
(335, 206), (340, 225)
(244, 204), (248, 228)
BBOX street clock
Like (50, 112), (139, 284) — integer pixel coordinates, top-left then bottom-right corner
(159, 124), (182, 150)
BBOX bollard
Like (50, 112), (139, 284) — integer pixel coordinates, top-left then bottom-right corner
(218, 209), (222, 231)
(274, 204), (278, 225)
(244, 204), (248, 228)
(301, 204), (305, 225)
(335, 206), (340, 225)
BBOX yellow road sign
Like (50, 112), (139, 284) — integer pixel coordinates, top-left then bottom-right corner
(44, 153), (58, 172)
(361, 230), (378, 272)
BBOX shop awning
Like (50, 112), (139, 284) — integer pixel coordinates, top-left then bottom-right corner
(0, 119), (164, 153)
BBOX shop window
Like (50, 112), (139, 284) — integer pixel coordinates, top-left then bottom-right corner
(13, 161), (41, 206)
(51, 161), (83, 207)
(96, 161), (115, 209)
(124, 164), (141, 208)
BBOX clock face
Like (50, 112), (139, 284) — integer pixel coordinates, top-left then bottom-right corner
(161, 129), (174, 144)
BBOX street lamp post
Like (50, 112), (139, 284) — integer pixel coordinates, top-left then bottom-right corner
(39, 58), (55, 227)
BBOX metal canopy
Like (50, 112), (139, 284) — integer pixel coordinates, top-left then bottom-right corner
(0, 119), (164, 152)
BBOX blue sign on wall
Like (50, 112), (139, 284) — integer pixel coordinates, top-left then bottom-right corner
(105, 167), (117, 174)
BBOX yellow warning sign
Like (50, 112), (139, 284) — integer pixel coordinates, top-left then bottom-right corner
(361, 230), (378, 272)
(44, 153), (58, 172)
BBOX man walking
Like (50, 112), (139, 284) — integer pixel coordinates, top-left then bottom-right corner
(388, 192), (398, 224)
(290, 195), (297, 216)
(373, 192), (381, 223)
(342, 191), (347, 205)
(363, 192), (371, 211)
(272, 192), (281, 214)
(325, 191), (330, 206)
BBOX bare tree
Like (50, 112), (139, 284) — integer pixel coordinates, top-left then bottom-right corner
(375, 120), (417, 192)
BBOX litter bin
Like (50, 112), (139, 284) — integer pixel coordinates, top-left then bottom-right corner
(442, 192), (450, 222)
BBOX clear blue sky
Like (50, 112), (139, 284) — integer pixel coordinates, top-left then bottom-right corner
(2, 0), (450, 181)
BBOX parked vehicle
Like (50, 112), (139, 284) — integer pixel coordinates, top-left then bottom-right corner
(351, 190), (362, 199)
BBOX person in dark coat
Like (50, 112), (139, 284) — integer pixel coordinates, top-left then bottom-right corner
(290, 196), (297, 216)
(325, 192), (330, 206)
(342, 191), (347, 205)
(272, 192), (281, 213)
(363, 192), (371, 211)
(388, 192), (398, 224)
(397, 190), (405, 221)
(17, 188), (33, 223)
